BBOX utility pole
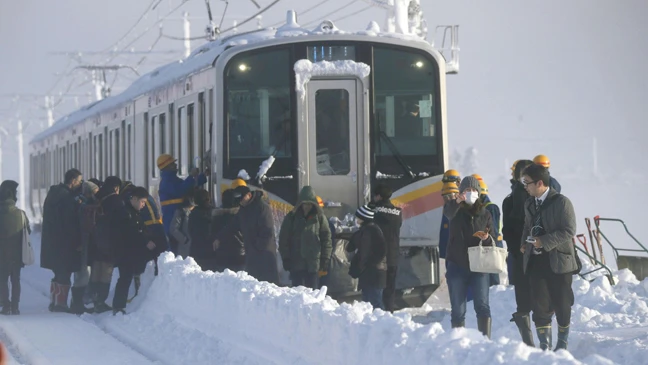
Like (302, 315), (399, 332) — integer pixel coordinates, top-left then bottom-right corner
(45, 96), (55, 127)
(71, 65), (139, 101)
(183, 12), (191, 58)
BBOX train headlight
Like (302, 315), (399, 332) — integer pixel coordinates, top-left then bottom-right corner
(414, 61), (424, 68)
(238, 64), (250, 72)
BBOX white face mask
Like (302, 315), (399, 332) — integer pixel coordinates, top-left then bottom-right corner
(464, 191), (479, 205)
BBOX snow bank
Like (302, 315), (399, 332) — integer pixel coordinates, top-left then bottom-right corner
(103, 254), (591, 365)
(294, 60), (371, 102)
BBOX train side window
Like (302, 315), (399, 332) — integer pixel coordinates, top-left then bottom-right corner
(315, 89), (351, 176)
(115, 129), (121, 179)
(151, 115), (158, 178)
(99, 134), (104, 180)
(127, 123), (132, 180)
(187, 103), (195, 171)
(120, 120), (126, 178)
(177, 106), (185, 175)
(225, 49), (292, 158)
(159, 113), (166, 155)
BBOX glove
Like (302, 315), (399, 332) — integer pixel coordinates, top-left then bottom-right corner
(318, 270), (327, 278)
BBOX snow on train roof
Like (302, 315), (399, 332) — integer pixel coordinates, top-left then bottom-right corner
(31, 14), (427, 145)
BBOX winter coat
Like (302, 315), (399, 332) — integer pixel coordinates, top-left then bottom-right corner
(345, 222), (387, 290)
(439, 214), (450, 259)
(443, 199), (494, 271)
(159, 170), (207, 237)
(522, 188), (578, 275)
(278, 186), (332, 273)
(482, 195), (503, 247)
(0, 198), (27, 270)
(112, 201), (153, 274)
(94, 193), (126, 263)
(372, 199), (402, 267)
(142, 195), (168, 254)
(40, 184), (82, 273)
(550, 177), (561, 194)
(77, 197), (100, 263)
(170, 208), (191, 253)
(212, 208), (245, 269)
(502, 181), (529, 257)
(219, 190), (278, 284)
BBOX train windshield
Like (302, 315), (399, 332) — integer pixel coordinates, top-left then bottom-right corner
(373, 47), (442, 176)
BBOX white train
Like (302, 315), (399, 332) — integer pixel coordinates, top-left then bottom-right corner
(29, 11), (458, 308)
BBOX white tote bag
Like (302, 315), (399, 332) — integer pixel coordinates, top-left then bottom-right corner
(468, 236), (508, 274)
(21, 212), (35, 266)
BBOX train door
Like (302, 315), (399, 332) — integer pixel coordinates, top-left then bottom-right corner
(302, 79), (366, 216)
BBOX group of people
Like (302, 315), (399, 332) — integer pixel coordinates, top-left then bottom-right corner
(439, 154), (579, 352)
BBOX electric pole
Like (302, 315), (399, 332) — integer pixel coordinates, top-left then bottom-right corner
(183, 12), (191, 58)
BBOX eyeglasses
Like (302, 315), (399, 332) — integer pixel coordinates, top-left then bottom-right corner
(521, 179), (538, 187)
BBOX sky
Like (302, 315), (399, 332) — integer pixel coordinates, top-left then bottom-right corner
(1, 0), (647, 259)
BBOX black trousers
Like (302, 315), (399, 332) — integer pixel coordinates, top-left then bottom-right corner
(0, 266), (21, 305)
(112, 266), (135, 310)
(382, 266), (398, 312)
(529, 255), (574, 327)
(53, 269), (72, 285)
(291, 270), (318, 290)
(511, 255), (533, 314)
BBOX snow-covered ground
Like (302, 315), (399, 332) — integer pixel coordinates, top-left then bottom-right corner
(0, 234), (647, 364)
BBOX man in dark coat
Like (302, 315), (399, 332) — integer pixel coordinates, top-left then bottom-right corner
(216, 186), (279, 284)
(112, 186), (157, 314)
(370, 183), (402, 312)
(41, 169), (83, 312)
(0, 180), (28, 315)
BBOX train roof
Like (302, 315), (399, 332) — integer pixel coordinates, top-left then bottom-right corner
(31, 15), (430, 145)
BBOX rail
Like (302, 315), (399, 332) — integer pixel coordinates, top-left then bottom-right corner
(574, 245), (615, 286)
(593, 217), (648, 261)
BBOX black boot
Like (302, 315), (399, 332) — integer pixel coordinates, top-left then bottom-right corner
(477, 317), (492, 339)
(536, 326), (552, 351)
(0, 304), (10, 315)
(10, 301), (19, 315)
(451, 321), (465, 328)
(93, 283), (112, 314)
(70, 287), (92, 315)
(511, 313), (535, 347)
(554, 325), (569, 351)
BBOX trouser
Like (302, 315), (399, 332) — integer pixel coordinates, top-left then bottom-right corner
(53, 269), (72, 285)
(291, 270), (318, 289)
(382, 266), (398, 312)
(73, 243), (90, 287)
(90, 261), (114, 284)
(112, 266), (135, 311)
(0, 266), (21, 306)
(529, 255), (574, 327)
(446, 261), (491, 326)
(361, 287), (384, 310)
(177, 242), (191, 258)
(511, 254), (533, 314)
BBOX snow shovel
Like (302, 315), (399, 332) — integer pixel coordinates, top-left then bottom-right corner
(575, 234), (594, 265)
(127, 275), (141, 303)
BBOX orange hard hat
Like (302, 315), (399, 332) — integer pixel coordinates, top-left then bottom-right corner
(442, 182), (459, 196)
(533, 154), (550, 168)
(471, 173), (483, 181)
(479, 180), (489, 195)
(156, 154), (176, 170)
(442, 169), (461, 183)
(511, 160), (520, 171)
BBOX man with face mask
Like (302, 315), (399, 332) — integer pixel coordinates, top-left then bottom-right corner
(443, 175), (494, 338)
(41, 169), (84, 312)
(157, 154), (207, 254)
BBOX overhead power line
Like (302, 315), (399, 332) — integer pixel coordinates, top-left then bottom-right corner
(302, 0), (359, 28)
(100, 0), (159, 53)
(268, 0), (332, 28)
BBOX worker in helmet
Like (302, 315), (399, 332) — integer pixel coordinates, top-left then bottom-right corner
(510, 160), (520, 179)
(157, 154), (208, 254)
(316, 196), (338, 289)
(479, 179), (503, 286)
(231, 178), (247, 189)
(440, 170), (462, 261)
(533, 155), (561, 193)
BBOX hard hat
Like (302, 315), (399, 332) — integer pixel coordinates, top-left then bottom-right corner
(511, 160), (520, 171)
(533, 154), (550, 168)
(479, 180), (489, 195)
(230, 178), (247, 189)
(156, 154), (176, 170)
(441, 182), (459, 196)
(471, 173), (483, 181)
(442, 169), (461, 183)
(316, 196), (325, 207)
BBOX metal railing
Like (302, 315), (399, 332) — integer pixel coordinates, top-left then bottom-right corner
(594, 217), (648, 262)
(574, 245), (615, 286)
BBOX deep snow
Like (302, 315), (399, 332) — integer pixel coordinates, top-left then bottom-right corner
(1, 234), (647, 364)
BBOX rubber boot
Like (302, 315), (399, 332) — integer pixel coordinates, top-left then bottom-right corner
(554, 325), (569, 351)
(512, 313), (535, 347)
(477, 317), (492, 339)
(52, 283), (70, 313)
(10, 301), (19, 315)
(93, 283), (112, 314)
(70, 287), (92, 315)
(0, 304), (10, 315)
(48, 280), (56, 312)
(536, 325), (552, 351)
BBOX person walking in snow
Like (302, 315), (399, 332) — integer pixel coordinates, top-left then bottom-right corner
(112, 186), (157, 315)
(69, 181), (100, 314)
(41, 169), (83, 312)
(157, 154), (207, 254)
(370, 183), (402, 313)
(346, 205), (387, 310)
(443, 176), (493, 338)
(214, 186), (279, 284)
(278, 186), (332, 289)
(502, 159), (535, 347)
(170, 197), (195, 258)
(521, 163), (578, 351)
(0, 180), (29, 315)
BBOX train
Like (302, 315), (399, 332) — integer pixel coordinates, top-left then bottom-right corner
(29, 11), (459, 309)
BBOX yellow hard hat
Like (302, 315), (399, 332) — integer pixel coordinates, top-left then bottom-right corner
(479, 180), (489, 195)
(442, 182), (459, 196)
(442, 169), (461, 183)
(156, 154), (176, 170)
(471, 173), (483, 181)
(511, 160), (520, 171)
(316, 196), (325, 207)
(231, 178), (247, 189)
(533, 154), (550, 168)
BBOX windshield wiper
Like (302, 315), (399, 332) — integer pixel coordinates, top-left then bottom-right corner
(376, 114), (416, 180)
